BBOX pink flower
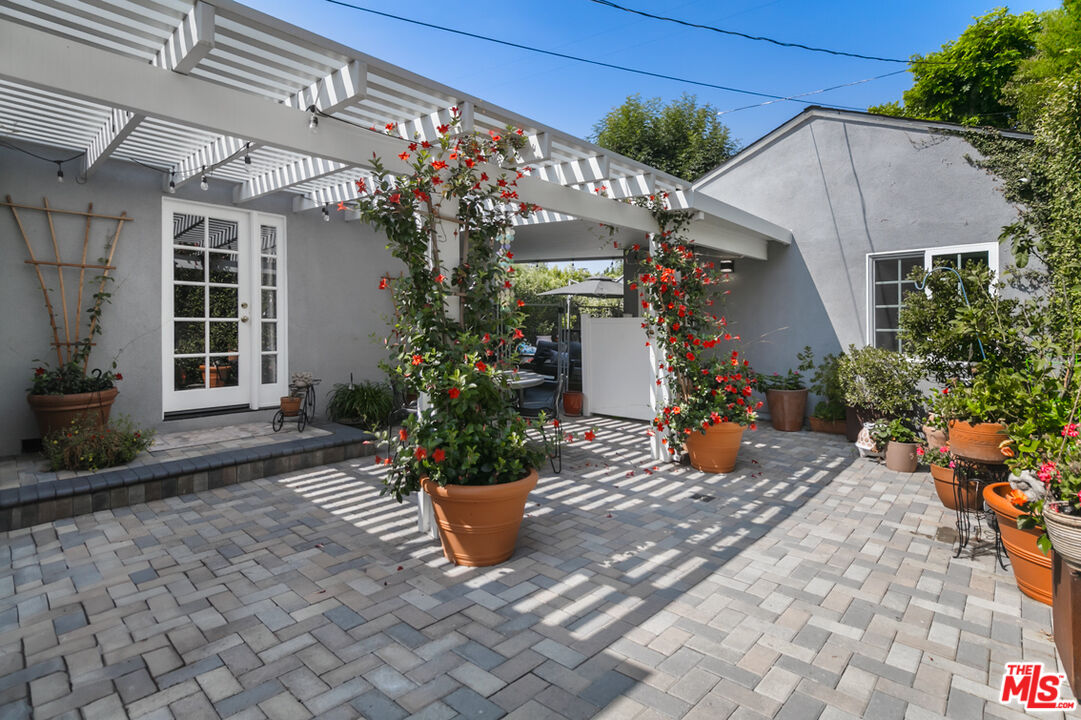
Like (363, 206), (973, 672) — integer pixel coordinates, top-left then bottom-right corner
(1062, 423), (1079, 438)
(916, 446), (925, 456)
(1037, 461), (1059, 485)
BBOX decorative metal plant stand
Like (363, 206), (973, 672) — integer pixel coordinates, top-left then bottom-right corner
(950, 456), (1010, 567)
(272, 380), (318, 433)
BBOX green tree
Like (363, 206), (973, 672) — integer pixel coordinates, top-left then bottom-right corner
(512, 263), (621, 341)
(868, 8), (1041, 128)
(591, 94), (735, 181)
(1006, 0), (1081, 129)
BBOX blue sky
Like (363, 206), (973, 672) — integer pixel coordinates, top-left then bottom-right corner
(245, 0), (1060, 151)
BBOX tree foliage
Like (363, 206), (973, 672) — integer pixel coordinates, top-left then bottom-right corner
(591, 94), (735, 181)
(1006, 0), (1081, 129)
(868, 7), (1041, 128)
(512, 262), (621, 341)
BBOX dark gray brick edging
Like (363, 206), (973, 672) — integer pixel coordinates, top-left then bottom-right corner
(0, 423), (376, 532)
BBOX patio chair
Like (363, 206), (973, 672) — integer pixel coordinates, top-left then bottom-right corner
(517, 374), (564, 474)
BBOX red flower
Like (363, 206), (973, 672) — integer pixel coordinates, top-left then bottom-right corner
(398, 428), (408, 442)
(584, 430), (596, 441)
(337, 202), (346, 211)
(513, 329), (524, 339)
(34, 367), (46, 376)
(448, 387), (460, 399)
(475, 361), (487, 372)
(685, 352), (695, 361)
(432, 448), (446, 462)
(415, 447), (427, 460)
(355, 178), (366, 193)
(388, 193), (401, 205)
(506, 252), (514, 259)
(398, 151), (410, 161)
(516, 299), (525, 308)
(411, 354), (423, 365)
(435, 273), (446, 283)
(379, 277), (388, 290)
(114, 373), (123, 381)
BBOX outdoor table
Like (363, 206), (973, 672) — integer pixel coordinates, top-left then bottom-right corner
(502, 370), (553, 404)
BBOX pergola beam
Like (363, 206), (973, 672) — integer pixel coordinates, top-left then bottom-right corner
(533, 155), (610, 186)
(0, 19), (780, 259)
(82, 1), (215, 177)
(235, 156), (346, 203)
(284, 60), (367, 114)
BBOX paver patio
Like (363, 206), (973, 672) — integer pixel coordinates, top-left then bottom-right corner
(0, 418), (1074, 719)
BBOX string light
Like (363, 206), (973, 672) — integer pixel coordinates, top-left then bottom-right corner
(55, 161), (64, 183)
(168, 171), (176, 194)
(200, 165), (208, 191)
(322, 204), (330, 222)
(308, 107), (319, 134)
(244, 142), (252, 171)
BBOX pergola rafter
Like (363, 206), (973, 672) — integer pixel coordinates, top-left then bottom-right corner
(83, 1), (215, 177)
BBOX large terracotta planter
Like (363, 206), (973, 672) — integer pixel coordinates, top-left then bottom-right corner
(685, 422), (745, 473)
(884, 441), (919, 472)
(1044, 505), (1081, 574)
(809, 416), (846, 435)
(930, 464), (981, 511)
(985, 482), (1053, 605)
(27, 387), (119, 438)
(922, 424), (948, 452)
(949, 420), (1007, 464)
(766, 389), (807, 432)
(421, 468), (539, 567)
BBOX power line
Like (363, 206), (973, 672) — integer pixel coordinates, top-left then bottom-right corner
(718, 69), (908, 115)
(322, 0), (873, 111)
(588, 0), (942, 65)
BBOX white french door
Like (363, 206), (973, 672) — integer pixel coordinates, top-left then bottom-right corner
(162, 199), (287, 413)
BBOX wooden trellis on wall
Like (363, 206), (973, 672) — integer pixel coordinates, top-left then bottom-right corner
(3, 195), (132, 369)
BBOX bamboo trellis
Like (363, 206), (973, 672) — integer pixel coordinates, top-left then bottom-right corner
(3, 195), (132, 369)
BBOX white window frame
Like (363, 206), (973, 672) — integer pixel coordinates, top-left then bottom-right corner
(161, 197), (288, 415)
(865, 242), (999, 350)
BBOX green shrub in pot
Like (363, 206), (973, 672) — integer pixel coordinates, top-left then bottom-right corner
(837, 345), (923, 420)
(326, 378), (394, 430)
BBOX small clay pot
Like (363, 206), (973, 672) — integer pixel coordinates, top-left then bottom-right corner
(884, 441), (919, 472)
(280, 396), (301, 417)
(766, 389), (807, 432)
(930, 464), (981, 511)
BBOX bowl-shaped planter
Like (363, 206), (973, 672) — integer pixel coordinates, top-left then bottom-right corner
(922, 424), (948, 452)
(421, 468), (539, 567)
(930, 464), (981, 511)
(27, 387), (119, 438)
(809, 416), (846, 435)
(562, 391), (583, 417)
(685, 422), (745, 473)
(949, 420), (1007, 464)
(984, 482), (1053, 605)
(766, 389), (807, 432)
(1044, 505), (1081, 574)
(885, 441), (919, 472)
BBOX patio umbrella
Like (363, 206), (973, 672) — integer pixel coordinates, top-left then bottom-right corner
(538, 276), (624, 298)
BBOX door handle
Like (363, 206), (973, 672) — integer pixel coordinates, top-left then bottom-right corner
(241, 315), (249, 323)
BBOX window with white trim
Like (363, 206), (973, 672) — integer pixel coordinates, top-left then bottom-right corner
(868, 243), (998, 352)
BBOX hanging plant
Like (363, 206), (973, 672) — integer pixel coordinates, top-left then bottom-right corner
(635, 195), (760, 460)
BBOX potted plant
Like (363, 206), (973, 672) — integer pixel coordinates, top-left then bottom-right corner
(326, 376), (394, 430)
(350, 111), (554, 566)
(869, 418), (921, 473)
(921, 445), (980, 510)
(636, 196), (759, 473)
(933, 369), (1020, 464)
(802, 348), (847, 435)
(42, 414), (153, 471)
(755, 364), (807, 432)
(29, 360), (122, 438)
(837, 345), (923, 424)
(984, 483), (1053, 605)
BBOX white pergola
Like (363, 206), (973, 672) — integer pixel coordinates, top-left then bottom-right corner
(0, 0), (792, 260)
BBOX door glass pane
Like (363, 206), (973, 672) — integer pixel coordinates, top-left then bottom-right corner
(261, 290), (277, 319)
(208, 218), (239, 251)
(208, 252), (239, 284)
(262, 354), (277, 384)
(262, 322), (277, 352)
(874, 283), (898, 306)
(209, 286), (238, 318)
(174, 357), (205, 391)
(173, 214), (204, 247)
(174, 321), (204, 354)
(261, 225), (277, 255)
(874, 258), (898, 282)
(261, 257), (276, 287)
(209, 322), (238, 354)
(174, 249), (204, 282)
(204, 357), (238, 387)
(174, 284), (204, 318)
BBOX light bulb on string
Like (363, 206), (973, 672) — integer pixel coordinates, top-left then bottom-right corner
(55, 161), (64, 183)
(322, 204), (330, 222)
(200, 165), (208, 191)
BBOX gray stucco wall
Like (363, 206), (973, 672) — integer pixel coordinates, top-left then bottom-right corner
(693, 112), (1019, 382)
(1, 144), (398, 456)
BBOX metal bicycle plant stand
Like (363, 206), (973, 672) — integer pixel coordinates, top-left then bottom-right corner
(272, 379), (320, 432)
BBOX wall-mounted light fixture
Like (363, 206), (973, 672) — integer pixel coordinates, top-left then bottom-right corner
(718, 259), (735, 274)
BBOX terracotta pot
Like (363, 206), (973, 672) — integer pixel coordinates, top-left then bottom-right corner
(948, 420), (1007, 464)
(984, 482), (1053, 605)
(685, 422), (745, 473)
(421, 468), (539, 567)
(930, 464), (981, 511)
(562, 391), (583, 417)
(809, 416), (846, 435)
(884, 441), (919, 472)
(766, 389), (807, 432)
(1044, 505), (1081, 574)
(280, 396), (301, 417)
(27, 387), (119, 438)
(923, 424), (948, 452)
